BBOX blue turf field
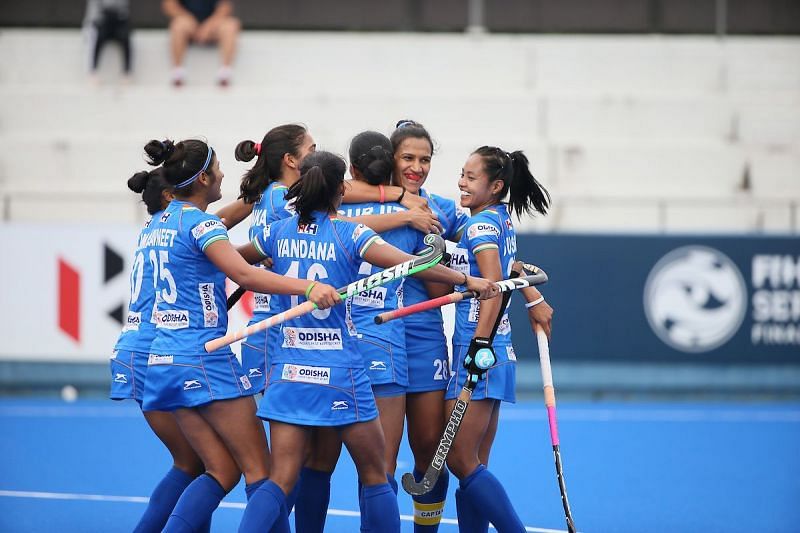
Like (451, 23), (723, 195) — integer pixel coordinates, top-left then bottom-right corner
(0, 399), (798, 532)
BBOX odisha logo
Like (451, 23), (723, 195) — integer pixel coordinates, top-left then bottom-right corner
(644, 246), (747, 353)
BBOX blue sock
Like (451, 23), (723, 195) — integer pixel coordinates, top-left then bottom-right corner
(134, 467), (194, 533)
(412, 469), (449, 533)
(164, 473), (226, 533)
(460, 465), (525, 533)
(360, 482), (400, 533)
(358, 472), (396, 531)
(246, 478), (267, 501)
(455, 487), (489, 533)
(294, 467), (332, 533)
(239, 480), (289, 533)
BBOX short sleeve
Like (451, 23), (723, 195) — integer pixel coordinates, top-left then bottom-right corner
(251, 223), (273, 258)
(465, 216), (500, 255)
(351, 223), (381, 258)
(191, 215), (229, 251)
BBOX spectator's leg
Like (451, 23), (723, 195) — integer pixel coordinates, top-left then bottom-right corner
(169, 14), (198, 85)
(116, 21), (132, 75)
(215, 16), (241, 85)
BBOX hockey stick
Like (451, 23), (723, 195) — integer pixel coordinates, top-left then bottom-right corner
(204, 234), (446, 353)
(226, 286), (247, 310)
(536, 325), (577, 533)
(375, 264), (547, 324)
(401, 268), (528, 496)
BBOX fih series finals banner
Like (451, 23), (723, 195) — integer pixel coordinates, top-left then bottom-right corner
(510, 234), (799, 364)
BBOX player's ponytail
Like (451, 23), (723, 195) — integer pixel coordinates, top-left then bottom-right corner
(508, 150), (550, 218)
(285, 151), (346, 226)
(472, 146), (550, 219)
(128, 168), (172, 215)
(349, 131), (393, 186)
(237, 124), (308, 204)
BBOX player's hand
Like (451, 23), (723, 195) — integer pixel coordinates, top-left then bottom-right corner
(466, 276), (498, 300)
(406, 206), (442, 234)
(400, 192), (429, 211)
(307, 282), (340, 309)
(463, 336), (496, 381)
(528, 299), (553, 339)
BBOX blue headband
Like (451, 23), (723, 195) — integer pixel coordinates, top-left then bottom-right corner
(175, 146), (213, 189)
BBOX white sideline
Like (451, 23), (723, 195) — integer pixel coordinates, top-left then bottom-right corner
(0, 489), (569, 533)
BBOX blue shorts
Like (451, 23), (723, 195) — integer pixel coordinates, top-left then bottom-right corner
(142, 352), (257, 412)
(258, 363), (378, 426)
(241, 327), (279, 393)
(445, 344), (517, 403)
(373, 382), (406, 398)
(359, 334), (408, 389)
(405, 325), (451, 393)
(109, 349), (147, 403)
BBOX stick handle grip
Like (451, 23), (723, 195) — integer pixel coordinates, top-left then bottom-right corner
(204, 301), (316, 352)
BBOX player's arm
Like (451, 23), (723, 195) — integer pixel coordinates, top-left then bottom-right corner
(215, 198), (254, 229)
(362, 240), (495, 299)
(342, 210), (442, 235)
(204, 240), (338, 308)
(344, 179), (429, 211)
(472, 247), (504, 338)
(514, 260), (553, 338)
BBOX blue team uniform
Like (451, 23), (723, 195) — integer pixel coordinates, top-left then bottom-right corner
(240, 182), (295, 392)
(404, 190), (469, 393)
(339, 201), (426, 398)
(110, 215), (161, 403)
(251, 212), (383, 426)
(446, 204), (518, 402)
(141, 200), (256, 411)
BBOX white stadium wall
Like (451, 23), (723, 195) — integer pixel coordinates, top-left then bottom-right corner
(0, 30), (798, 233)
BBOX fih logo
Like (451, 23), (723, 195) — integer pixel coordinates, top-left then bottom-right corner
(644, 246), (747, 353)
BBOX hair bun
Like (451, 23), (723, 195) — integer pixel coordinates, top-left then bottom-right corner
(144, 138), (176, 166)
(127, 170), (151, 193)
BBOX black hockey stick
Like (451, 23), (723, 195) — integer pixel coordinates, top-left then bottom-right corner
(226, 286), (247, 310)
(401, 269), (526, 496)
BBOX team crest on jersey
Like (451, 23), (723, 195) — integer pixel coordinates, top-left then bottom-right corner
(505, 218), (513, 230)
(198, 283), (218, 327)
(281, 363), (331, 384)
(298, 223), (319, 235)
(467, 223), (500, 240)
(351, 223), (368, 242)
(191, 219), (225, 240)
(282, 327), (343, 350)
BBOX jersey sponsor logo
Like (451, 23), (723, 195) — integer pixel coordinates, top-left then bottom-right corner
(140, 228), (178, 248)
(276, 238), (336, 261)
(123, 311), (141, 332)
(331, 400), (349, 410)
(450, 249), (470, 275)
(504, 235), (517, 256)
(156, 309), (190, 329)
(467, 223), (500, 240)
(253, 293), (271, 312)
(507, 345), (517, 361)
(240, 375), (252, 390)
(297, 223), (318, 235)
(282, 327), (343, 350)
(345, 261), (411, 297)
(183, 379), (202, 390)
(351, 223), (368, 242)
(148, 354), (174, 365)
(191, 219), (226, 240)
(281, 363), (331, 384)
(248, 368), (263, 378)
(114, 372), (128, 383)
(198, 283), (219, 327)
(353, 287), (388, 309)
(369, 360), (387, 371)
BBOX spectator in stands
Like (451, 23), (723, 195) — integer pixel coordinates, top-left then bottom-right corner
(83, 0), (132, 83)
(162, 0), (241, 87)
